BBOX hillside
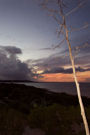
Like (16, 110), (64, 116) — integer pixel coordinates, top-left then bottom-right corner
(0, 83), (90, 135)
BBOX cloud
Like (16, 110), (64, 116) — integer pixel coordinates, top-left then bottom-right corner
(25, 43), (90, 81)
(27, 55), (71, 71)
(26, 53), (90, 82)
(42, 67), (72, 74)
(0, 45), (22, 56)
(4, 46), (22, 55)
(27, 54), (90, 74)
(0, 46), (34, 80)
(41, 67), (90, 74)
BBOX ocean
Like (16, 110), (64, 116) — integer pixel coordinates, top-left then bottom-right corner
(20, 82), (90, 98)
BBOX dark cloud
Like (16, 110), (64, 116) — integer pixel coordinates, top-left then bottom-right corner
(25, 42), (90, 80)
(42, 67), (72, 74)
(0, 46), (22, 55)
(26, 53), (90, 81)
(27, 55), (71, 70)
(27, 52), (90, 72)
(42, 67), (90, 74)
(0, 46), (34, 80)
(25, 40), (90, 74)
(4, 46), (22, 55)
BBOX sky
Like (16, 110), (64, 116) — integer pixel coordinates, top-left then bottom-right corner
(0, 0), (90, 82)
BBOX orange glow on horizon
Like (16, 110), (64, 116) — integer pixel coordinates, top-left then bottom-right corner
(38, 71), (90, 82)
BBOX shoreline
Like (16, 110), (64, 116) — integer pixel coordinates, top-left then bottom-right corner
(0, 83), (90, 109)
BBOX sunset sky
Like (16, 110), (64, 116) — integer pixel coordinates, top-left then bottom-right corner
(0, 0), (90, 82)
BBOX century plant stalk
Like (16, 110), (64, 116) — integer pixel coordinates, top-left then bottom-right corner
(56, 0), (90, 134)
(42, 0), (90, 134)
(63, 12), (90, 135)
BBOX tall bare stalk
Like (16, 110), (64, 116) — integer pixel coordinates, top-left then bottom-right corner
(64, 16), (90, 135)
(41, 0), (90, 135)
(58, 1), (90, 134)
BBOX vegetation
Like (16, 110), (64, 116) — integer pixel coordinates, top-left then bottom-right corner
(0, 83), (90, 135)
(28, 104), (90, 135)
(0, 104), (26, 135)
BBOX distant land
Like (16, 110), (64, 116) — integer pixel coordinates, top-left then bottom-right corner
(0, 80), (90, 83)
(0, 80), (34, 83)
